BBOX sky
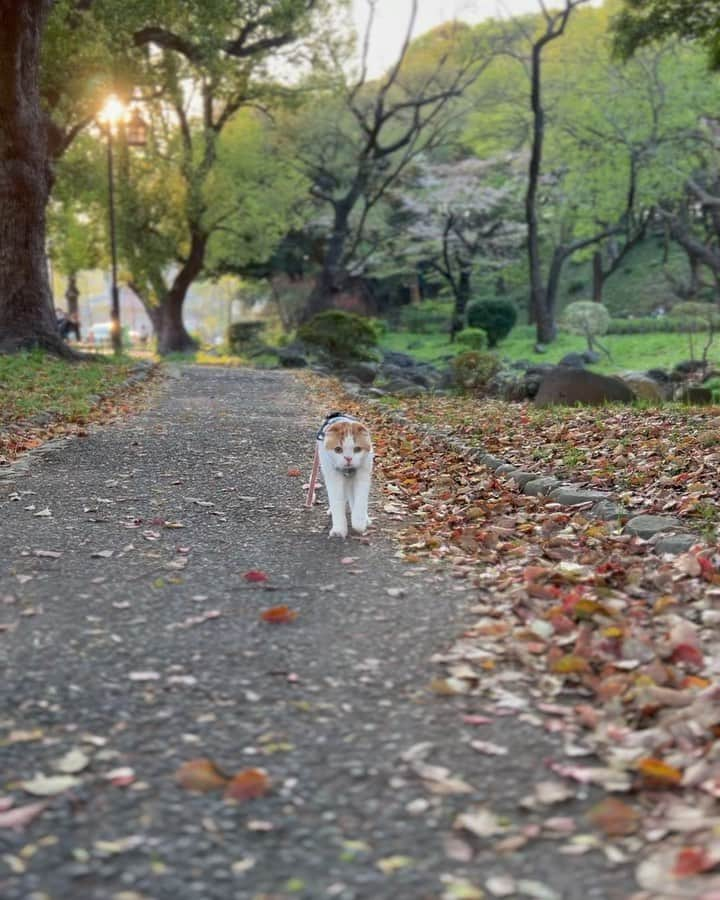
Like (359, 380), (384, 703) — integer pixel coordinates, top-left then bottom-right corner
(351, 0), (583, 75)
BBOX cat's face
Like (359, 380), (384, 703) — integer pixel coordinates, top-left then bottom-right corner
(323, 421), (372, 471)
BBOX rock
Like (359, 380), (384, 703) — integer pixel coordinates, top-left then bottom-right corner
(495, 463), (520, 477)
(653, 533), (701, 555)
(591, 499), (627, 521)
(558, 352), (586, 369)
(381, 379), (427, 398)
(340, 360), (379, 385)
(646, 368), (671, 384)
(276, 342), (309, 368)
(509, 471), (543, 488)
(534, 343), (548, 354)
(582, 350), (602, 364)
(624, 514), (685, 540)
(523, 476), (560, 497)
(480, 454), (506, 471)
(618, 372), (668, 402)
(534, 368), (634, 407)
(548, 487), (611, 506)
(382, 350), (416, 368)
(673, 359), (707, 375)
(674, 385), (714, 405)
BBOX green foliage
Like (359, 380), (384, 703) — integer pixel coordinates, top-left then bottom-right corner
(466, 298), (518, 347)
(227, 321), (266, 354)
(397, 300), (453, 334)
(608, 309), (720, 334)
(671, 302), (720, 329)
(561, 301), (611, 337)
(455, 327), (489, 350)
(297, 310), (379, 360)
(613, 1), (720, 68)
(451, 350), (500, 394)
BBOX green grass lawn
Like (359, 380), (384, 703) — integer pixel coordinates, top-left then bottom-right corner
(380, 325), (718, 375)
(0, 350), (137, 423)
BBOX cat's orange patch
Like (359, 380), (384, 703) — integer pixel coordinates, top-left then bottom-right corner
(324, 421), (372, 451)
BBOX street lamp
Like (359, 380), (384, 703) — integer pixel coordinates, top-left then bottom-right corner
(98, 95), (125, 354)
(98, 95), (148, 354)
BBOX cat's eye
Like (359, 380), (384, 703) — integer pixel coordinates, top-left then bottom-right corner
(353, 446), (362, 453)
(334, 446), (343, 454)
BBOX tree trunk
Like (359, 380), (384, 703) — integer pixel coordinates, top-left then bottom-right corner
(301, 205), (351, 323)
(155, 231), (206, 354)
(0, 0), (71, 356)
(526, 42), (549, 341)
(450, 265), (471, 340)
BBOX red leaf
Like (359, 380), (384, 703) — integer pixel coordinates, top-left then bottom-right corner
(244, 570), (268, 583)
(670, 643), (704, 668)
(224, 768), (271, 802)
(260, 605), (298, 624)
(287, 468), (302, 477)
(673, 846), (716, 877)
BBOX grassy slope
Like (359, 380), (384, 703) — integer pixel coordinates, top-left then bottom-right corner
(0, 351), (136, 423)
(380, 237), (718, 374)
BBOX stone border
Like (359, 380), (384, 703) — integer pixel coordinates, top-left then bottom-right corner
(0, 361), (158, 482)
(377, 406), (705, 556)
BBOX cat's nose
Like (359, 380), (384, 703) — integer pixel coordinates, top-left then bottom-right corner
(344, 456), (352, 463)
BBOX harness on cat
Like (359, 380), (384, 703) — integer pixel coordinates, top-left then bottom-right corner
(306, 412), (356, 507)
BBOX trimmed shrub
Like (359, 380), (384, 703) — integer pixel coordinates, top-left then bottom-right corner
(456, 327), (488, 350)
(451, 350), (500, 394)
(297, 310), (379, 360)
(227, 321), (265, 354)
(466, 299), (517, 347)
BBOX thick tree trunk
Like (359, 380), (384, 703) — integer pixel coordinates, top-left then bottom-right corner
(301, 197), (356, 323)
(155, 231), (206, 355)
(0, 0), (71, 355)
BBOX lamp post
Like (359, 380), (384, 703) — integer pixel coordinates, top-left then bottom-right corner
(99, 95), (125, 355)
(98, 95), (148, 354)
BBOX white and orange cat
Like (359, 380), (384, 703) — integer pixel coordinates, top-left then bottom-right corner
(318, 412), (373, 539)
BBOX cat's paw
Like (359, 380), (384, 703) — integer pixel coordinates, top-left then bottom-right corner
(351, 517), (368, 534)
(329, 525), (348, 539)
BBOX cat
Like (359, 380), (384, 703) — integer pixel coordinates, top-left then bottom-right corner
(317, 412), (374, 539)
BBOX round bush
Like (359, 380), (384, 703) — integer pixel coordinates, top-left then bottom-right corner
(456, 327), (488, 350)
(451, 350), (500, 394)
(297, 310), (379, 360)
(466, 299), (517, 347)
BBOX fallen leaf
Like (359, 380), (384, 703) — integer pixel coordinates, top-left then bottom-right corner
(0, 802), (47, 829)
(244, 570), (268, 582)
(176, 758), (229, 792)
(260, 605), (298, 624)
(586, 797), (640, 836)
(21, 774), (81, 796)
(224, 768), (271, 802)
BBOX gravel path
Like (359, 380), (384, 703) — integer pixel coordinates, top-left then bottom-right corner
(0, 367), (637, 900)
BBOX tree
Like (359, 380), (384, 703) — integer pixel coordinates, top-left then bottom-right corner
(285, 0), (500, 322)
(0, 0), (68, 355)
(388, 156), (523, 338)
(561, 299), (611, 357)
(523, 0), (594, 345)
(614, 1), (720, 68)
(1, 0), (334, 355)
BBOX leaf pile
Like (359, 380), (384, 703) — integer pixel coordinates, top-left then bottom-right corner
(307, 378), (720, 888)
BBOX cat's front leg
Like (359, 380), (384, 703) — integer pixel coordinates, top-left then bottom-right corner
(350, 470), (371, 534)
(324, 470), (348, 538)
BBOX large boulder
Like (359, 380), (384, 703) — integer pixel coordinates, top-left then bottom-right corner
(674, 384), (714, 405)
(534, 368), (634, 407)
(341, 360), (379, 385)
(618, 372), (669, 402)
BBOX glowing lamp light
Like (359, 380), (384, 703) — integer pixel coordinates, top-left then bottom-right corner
(99, 94), (127, 130)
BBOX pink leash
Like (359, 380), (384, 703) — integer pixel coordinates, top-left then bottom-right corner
(305, 443), (320, 507)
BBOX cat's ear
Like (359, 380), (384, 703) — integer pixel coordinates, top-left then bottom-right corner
(351, 423), (372, 450)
